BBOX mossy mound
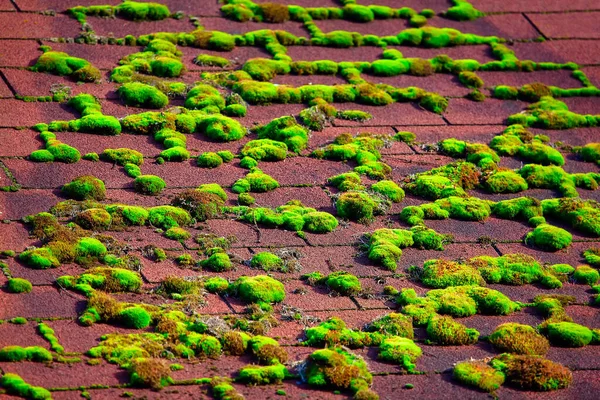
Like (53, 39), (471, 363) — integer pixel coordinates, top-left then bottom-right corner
(62, 175), (106, 201)
(488, 323), (550, 355)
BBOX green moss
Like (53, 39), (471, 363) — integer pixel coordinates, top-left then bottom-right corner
(328, 172), (364, 192)
(583, 247), (600, 266)
(256, 116), (308, 153)
(336, 191), (385, 223)
(19, 247), (60, 269)
(171, 190), (223, 222)
(9, 317), (27, 325)
(185, 84), (225, 110)
(238, 363), (292, 385)
(304, 347), (374, 397)
(492, 196), (542, 221)
(370, 180), (405, 202)
(118, 82), (169, 109)
(458, 71), (484, 88)
(241, 139), (288, 161)
(233, 275), (285, 307)
(119, 306), (151, 329)
(491, 353), (572, 391)
(434, 196), (491, 221)
(128, 357), (173, 390)
(544, 322), (594, 347)
(366, 313), (413, 339)
(419, 93), (448, 114)
(525, 224), (572, 251)
(0, 345), (53, 362)
(578, 143), (600, 164)
(378, 336), (421, 372)
(573, 265), (599, 285)
(418, 259), (484, 288)
(542, 198), (600, 236)
(198, 183), (228, 201)
(195, 54), (230, 68)
(197, 152), (223, 168)
(159, 146), (189, 162)
(444, 0), (484, 21)
(0, 373), (52, 399)
(6, 278), (32, 294)
(101, 148), (144, 166)
(485, 170), (528, 193)
(164, 227), (190, 241)
(411, 225), (452, 251)
(488, 323), (549, 355)
(325, 271), (361, 296)
(148, 205), (192, 229)
(303, 211), (339, 234)
(453, 361), (505, 393)
(337, 110), (373, 122)
(31, 47), (100, 82)
(364, 228), (414, 271)
(200, 252), (232, 272)
(233, 168), (279, 193)
(426, 315), (479, 345)
(30, 149), (55, 163)
(134, 175), (166, 195)
(75, 208), (112, 230)
(250, 252), (284, 272)
(62, 175), (106, 201)
(199, 115), (247, 142)
(204, 277), (229, 294)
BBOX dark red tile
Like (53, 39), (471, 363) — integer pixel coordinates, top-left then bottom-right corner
(0, 222), (34, 251)
(0, 0), (15, 10)
(472, 0), (600, 12)
(0, 128), (42, 156)
(394, 44), (495, 63)
(444, 98), (526, 125)
(478, 70), (582, 90)
(3, 68), (117, 99)
(91, 17), (195, 38)
(0, 99), (77, 127)
(0, 13), (80, 39)
(403, 124), (503, 146)
(314, 19), (410, 36)
(528, 12), (600, 39)
(365, 73), (470, 97)
(0, 189), (62, 220)
(0, 285), (83, 319)
(0, 40), (41, 67)
(334, 102), (446, 127)
(201, 18), (308, 38)
(15, 0), (121, 12)
(287, 46), (384, 62)
(429, 14), (540, 40)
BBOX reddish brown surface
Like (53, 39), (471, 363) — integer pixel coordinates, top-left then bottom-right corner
(1, 1), (600, 400)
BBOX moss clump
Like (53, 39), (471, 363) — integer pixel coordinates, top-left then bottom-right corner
(0, 345), (53, 362)
(303, 317), (383, 348)
(444, 0), (484, 21)
(488, 323), (549, 355)
(62, 175), (106, 201)
(485, 170), (528, 193)
(542, 198), (600, 236)
(233, 168), (279, 193)
(583, 247), (600, 266)
(118, 82), (169, 109)
(120, 306), (152, 329)
(366, 313), (413, 339)
(453, 361), (505, 393)
(491, 353), (572, 391)
(304, 347), (376, 399)
(324, 271), (361, 296)
(19, 247), (60, 269)
(171, 190), (223, 222)
(199, 115), (246, 142)
(492, 196), (542, 221)
(364, 228), (414, 271)
(419, 93), (448, 114)
(164, 227), (190, 241)
(525, 224), (572, 251)
(578, 143), (600, 164)
(31, 47), (100, 82)
(232, 200), (338, 234)
(370, 180), (405, 202)
(134, 175), (166, 195)
(256, 116), (309, 153)
(434, 196), (491, 221)
(241, 139), (288, 161)
(129, 357), (173, 390)
(148, 205), (192, 229)
(75, 208), (112, 230)
(233, 275), (285, 308)
(7, 278), (33, 294)
(328, 172), (364, 192)
(573, 265), (599, 285)
(59, 267), (142, 294)
(418, 259), (484, 288)
(544, 322), (594, 347)
(378, 336), (421, 372)
(200, 251), (232, 272)
(336, 191), (387, 223)
(101, 148), (143, 166)
(426, 315), (479, 345)
(0, 373), (52, 399)
(204, 277), (229, 294)
(250, 252), (284, 272)
(197, 152), (224, 168)
(238, 363), (292, 385)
